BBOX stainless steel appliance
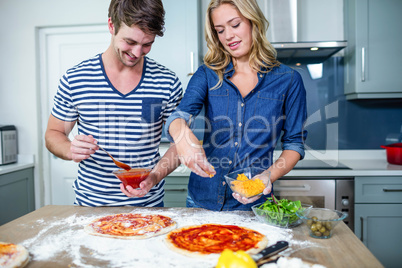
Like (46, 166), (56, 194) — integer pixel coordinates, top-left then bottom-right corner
(274, 161), (354, 231)
(0, 125), (18, 165)
(263, 0), (347, 64)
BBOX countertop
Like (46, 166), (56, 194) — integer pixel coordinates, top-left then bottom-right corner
(288, 150), (402, 177)
(0, 155), (34, 175)
(159, 144), (402, 177)
(2, 148), (402, 177)
(0, 205), (383, 268)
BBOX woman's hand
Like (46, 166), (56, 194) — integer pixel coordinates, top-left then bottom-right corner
(170, 119), (216, 178)
(232, 172), (272, 204)
(176, 136), (215, 178)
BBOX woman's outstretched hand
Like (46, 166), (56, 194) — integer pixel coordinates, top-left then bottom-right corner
(176, 133), (216, 178)
(170, 119), (216, 178)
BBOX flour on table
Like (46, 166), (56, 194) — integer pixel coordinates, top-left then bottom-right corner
(261, 257), (327, 268)
(19, 208), (320, 268)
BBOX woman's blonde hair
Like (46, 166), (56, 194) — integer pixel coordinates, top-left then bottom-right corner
(204, 0), (280, 89)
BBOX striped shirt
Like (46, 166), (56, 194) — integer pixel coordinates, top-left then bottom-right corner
(51, 54), (183, 207)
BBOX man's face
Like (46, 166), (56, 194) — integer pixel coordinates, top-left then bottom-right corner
(110, 20), (156, 67)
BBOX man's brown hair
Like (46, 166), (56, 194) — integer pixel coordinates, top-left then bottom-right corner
(108, 0), (165, 36)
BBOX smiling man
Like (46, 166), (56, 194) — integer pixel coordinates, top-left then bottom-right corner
(45, 0), (183, 207)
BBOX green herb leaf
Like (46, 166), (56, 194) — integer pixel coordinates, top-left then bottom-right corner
(257, 195), (303, 226)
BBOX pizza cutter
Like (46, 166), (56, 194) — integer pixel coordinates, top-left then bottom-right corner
(254, 240), (289, 266)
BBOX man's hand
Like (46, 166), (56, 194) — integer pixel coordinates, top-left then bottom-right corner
(120, 172), (158, 198)
(69, 135), (99, 162)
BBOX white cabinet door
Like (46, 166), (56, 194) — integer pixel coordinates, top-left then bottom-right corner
(39, 0), (200, 205)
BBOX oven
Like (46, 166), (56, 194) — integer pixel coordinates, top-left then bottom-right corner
(273, 177), (354, 231)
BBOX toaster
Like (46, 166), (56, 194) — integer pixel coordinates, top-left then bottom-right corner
(0, 125), (18, 165)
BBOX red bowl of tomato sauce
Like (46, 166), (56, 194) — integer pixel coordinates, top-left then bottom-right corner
(113, 168), (152, 189)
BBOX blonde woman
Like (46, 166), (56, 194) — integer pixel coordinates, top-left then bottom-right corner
(165, 0), (307, 211)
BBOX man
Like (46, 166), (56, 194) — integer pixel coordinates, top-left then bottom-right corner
(45, 0), (182, 207)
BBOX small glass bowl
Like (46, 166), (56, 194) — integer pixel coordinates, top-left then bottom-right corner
(112, 168), (152, 189)
(296, 207), (348, 239)
(224, 167), (270, 198)
(252, 202), (312, 228)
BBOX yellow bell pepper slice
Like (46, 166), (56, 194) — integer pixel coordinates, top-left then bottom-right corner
(216, 249), (257, 268)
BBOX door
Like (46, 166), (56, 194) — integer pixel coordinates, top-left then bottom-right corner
(39, 0), (200, 205)
(39, 25), (110, 205)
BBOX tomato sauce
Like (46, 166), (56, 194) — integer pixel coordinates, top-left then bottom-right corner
(114, 168), (151, 189)
(167, 224), (263, 254)
(90, 214), (175, 236)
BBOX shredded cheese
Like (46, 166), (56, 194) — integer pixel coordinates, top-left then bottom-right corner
(231, 173), (265, 197)
(207, 165), (215, 178)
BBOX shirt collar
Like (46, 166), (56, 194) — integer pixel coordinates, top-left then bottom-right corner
(224, 60), (268, 79)
(224, 61), (235, 78)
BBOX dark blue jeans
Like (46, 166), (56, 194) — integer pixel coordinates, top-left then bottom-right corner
(186, 195), (202, 208)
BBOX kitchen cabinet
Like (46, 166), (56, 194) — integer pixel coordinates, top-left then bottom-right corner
(164, 175), (189, 207)
(0, 168), (35, 225)
(344, 0), (402, 99)
(354, 176), (402, 268)
(163, 164), (190, 207)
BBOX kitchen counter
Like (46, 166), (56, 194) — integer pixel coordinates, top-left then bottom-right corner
(287, 150), (402, 177)
(0, 205), (383, 268)
(159, 144), (402, 177)
(0, 155), (34, 175)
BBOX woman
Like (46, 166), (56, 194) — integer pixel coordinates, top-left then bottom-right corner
(164, 0), (307, 211)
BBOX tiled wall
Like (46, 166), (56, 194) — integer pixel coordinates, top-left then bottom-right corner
(166, 57), (402, 150)
(299, 57), (402, 150)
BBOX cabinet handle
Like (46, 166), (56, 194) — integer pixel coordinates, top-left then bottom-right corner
(383, 188), (402, 192)
(361, 47), (365, 82)
(274, 184), (312, 192)
(166, 189), (187, 192)
(360, 216), (364, 242)
(187, 51), (194, 76)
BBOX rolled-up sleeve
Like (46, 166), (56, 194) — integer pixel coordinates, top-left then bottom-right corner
(281, 70), (308, 159)
(164, 65), (209, 142)
(164, 110), (193, 142)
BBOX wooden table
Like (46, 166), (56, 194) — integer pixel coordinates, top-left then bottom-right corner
(0, 205), (383, 268)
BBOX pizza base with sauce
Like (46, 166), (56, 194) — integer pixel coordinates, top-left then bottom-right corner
(0, 242), (29, 268)
(164, 223), (268, 258)
(84, 213), (177, 240)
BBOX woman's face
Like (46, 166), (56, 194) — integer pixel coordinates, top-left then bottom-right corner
(211, 3), (253, 61)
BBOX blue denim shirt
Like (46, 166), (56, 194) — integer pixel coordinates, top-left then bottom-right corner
(165, 62), (307, 211)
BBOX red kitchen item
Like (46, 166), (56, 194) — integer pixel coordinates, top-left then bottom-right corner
(113, 168), (152, 189)
(381, 143), (402, 165)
